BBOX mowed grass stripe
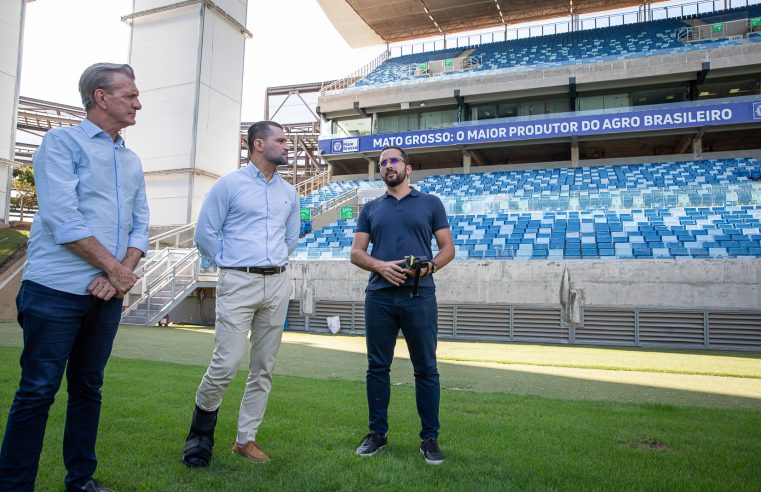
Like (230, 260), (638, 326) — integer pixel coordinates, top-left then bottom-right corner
(2, 322), (760, 379)
(0, 347), (759, 491)
(1, 323), (761, 410)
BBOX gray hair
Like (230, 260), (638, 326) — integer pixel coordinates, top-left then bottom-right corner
(78, 63), (135, 111)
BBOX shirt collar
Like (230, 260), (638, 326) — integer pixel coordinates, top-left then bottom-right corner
(382, 187), (418, 199)
(81, 119), (125, 147)
(246, 161), (281, 183)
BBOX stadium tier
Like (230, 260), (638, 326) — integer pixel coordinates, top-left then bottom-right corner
(353, 18), (745, 88)
(414, 158), (761, 195)
(294, 158), (761, 260)
(296, 206), (761, 260)
(299, 179), (386, 209)
(299, 179), (361, 208)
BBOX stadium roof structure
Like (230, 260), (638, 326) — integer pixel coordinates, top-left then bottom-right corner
(317, 0), (669, 47)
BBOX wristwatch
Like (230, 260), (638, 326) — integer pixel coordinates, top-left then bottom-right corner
(429, 260), (438, 274)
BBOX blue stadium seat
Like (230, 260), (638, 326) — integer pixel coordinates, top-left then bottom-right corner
(293, 158), (761, 261)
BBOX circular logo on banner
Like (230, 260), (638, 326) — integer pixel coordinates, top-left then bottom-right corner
(332, 141), (343, 153)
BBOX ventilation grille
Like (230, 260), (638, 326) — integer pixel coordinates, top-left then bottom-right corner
(708, 311), (761, 349)
(456, 304), (510, 340)
(579, 309), (636, 345)
(286, 300), (306, 331)
(639, 310), (705, 347)
(513, 307), (566, 342)
(283, 300), (761, 351)
(311, 300), (355, 333)
(352, 302), (366, 334)
(437, 304), (455, 338)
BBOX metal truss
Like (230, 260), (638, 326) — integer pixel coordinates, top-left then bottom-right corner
(14, 95), (327, 184)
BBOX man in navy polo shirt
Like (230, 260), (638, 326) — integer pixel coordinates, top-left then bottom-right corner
(350, 146), (455, 465)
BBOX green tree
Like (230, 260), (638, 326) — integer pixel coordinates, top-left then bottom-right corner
(12, 166), (36, 223)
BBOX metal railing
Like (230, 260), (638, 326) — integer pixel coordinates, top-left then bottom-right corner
(124, 249), (182, 314)
(320, 49), (391, 95)
(148, 222), (196, 250)
(389, 0), (760, 58)
(296, 170), (331, 197)
(132, 248), (171, 279)
(403, 55), (483, 78)
(124, 248), (199, 324)
(677, 17), (756, 41)
(310, 188), (358, 217)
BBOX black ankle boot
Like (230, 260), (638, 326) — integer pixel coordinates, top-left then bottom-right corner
(181, 405), (218, 467)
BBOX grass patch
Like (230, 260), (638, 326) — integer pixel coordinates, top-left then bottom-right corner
(0, 346), (759, 491)
(435, 341), (761, 379)
(0, 228), (28, 265)
(2, 324), (761, 410)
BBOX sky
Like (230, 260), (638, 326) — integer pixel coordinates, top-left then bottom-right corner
(19, 0), (735, 123)
(19, 0), (384, 121)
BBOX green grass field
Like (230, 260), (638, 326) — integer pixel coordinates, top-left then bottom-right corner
(0, 323), (760, 491)
(0, 228), (28, 265)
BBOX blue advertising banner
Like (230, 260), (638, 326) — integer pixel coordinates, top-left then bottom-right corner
(319, 99), (761, 156)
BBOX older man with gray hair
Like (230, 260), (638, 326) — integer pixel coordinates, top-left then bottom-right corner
(0, 63), (149, 492)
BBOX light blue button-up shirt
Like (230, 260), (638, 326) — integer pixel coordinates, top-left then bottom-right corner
(23, 119), (150, 295)
(195, 163), (299, 267)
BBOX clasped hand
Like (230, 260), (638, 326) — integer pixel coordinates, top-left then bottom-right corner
(87, 266), (138, 300)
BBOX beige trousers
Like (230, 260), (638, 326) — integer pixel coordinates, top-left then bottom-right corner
(195, 268), (292, 444)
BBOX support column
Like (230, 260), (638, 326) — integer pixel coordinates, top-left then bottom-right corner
(693, 136), (703, 159)
(292, 135), (299, 185)
(367, 157), (376, 180)
(0, 0), (26, 225)
(571, 138), (580, 168)
(125, 0), (250, 226)
(462, 150), (472, 174)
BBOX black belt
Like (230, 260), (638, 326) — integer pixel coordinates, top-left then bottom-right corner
(223, 265), (287, 275)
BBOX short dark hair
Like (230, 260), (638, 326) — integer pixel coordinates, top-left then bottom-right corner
(247, 121), (284, 151)
(380, 146), (410, 165)
(79, 63), (135, 111)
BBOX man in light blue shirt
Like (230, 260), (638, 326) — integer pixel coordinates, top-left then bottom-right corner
(182, 121), (298, 467)
(0, 63), (149, 492)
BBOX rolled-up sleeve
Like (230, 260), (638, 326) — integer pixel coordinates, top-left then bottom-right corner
(127, 171), (150, 253)
(195, 178), (228, 261)
(34, 131), (94, 244)
(286, 187), (299, 255)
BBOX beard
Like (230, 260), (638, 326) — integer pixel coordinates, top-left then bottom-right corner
(382, 168), (406, 187)
(266, 150), (289, 167)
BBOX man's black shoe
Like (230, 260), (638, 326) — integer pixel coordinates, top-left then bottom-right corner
(420, 437), (444, 465)
(355, 431), (387, 456)
(66, 478), (113, 492)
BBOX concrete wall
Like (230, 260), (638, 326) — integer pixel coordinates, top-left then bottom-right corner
(167, 258), (761, 343)
(127, 0), (248, 226)
(286, 258), (761, 311)
(0, 0), (25, 225)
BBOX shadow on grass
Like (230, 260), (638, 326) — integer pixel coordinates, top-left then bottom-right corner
(1, 322), (759, 411)
(0, 345), (759, 491)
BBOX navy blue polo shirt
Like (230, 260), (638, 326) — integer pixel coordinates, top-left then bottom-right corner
(356, 188), (449, 290)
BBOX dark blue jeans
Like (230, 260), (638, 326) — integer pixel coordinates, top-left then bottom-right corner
(364, 286), (440, 440)
(0, 280), (122, 492)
